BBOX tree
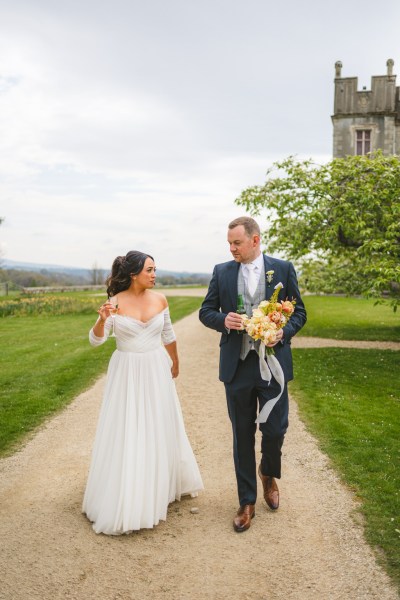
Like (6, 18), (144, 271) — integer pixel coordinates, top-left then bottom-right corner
(90, 262), (105, 285)
(236, 152), (400, 308)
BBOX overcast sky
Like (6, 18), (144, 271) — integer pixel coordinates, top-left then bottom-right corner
(1, 0), (399, 273)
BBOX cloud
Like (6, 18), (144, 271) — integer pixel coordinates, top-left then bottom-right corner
(0, 0), (399, 272)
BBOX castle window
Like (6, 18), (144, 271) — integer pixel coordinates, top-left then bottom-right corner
(356, 130), (371, 155)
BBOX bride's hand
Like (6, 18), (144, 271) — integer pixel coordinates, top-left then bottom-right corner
(171, 362), (179, 378)
(97, 302), (113, 322)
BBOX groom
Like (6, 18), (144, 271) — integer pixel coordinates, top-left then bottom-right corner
(199, 216), (306, 532)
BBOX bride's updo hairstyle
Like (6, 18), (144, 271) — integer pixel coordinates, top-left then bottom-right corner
(106, 250), (154, 298)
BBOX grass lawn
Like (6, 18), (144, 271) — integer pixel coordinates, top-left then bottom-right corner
(301, 295), (400, 342)
(291, 347), (400, 587)
(0, 296), (202, 457)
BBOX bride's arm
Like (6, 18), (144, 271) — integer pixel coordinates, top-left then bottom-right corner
(89, 303), (113, 346)
(162, 308), (179, 377)
(164, 341), (179, 378)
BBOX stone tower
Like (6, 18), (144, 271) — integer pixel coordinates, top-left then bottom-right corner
(332, 60), (400, 157)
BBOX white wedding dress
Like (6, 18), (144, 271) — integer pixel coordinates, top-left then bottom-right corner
(82, 308), (203, 535)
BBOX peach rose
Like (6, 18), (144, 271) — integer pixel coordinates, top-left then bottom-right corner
(281, 301), (295, 315)
(269, 310), (282, 324)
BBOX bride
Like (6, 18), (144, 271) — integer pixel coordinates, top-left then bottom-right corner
(82, 250), (203, 535)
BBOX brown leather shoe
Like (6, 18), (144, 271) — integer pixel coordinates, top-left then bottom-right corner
(258, 465), (279, 510)
(233, 504), (255, 532)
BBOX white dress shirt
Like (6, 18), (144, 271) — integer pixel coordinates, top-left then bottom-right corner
(241, 253), (264, 294)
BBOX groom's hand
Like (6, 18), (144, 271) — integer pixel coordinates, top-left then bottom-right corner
(225, 312), (244, 331)
(266, 329), (284, 347)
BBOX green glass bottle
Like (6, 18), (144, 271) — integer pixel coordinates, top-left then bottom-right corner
(236, 294), (246, 334)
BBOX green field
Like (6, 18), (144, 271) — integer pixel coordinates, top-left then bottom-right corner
(300, 295), (400, 341)
(291, 348), (400, 586)
(289, 295), (400, 585)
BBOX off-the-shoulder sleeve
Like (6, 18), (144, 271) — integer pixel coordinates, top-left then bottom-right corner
(161, 308), (176, 345)
(89, 317), (112, 346)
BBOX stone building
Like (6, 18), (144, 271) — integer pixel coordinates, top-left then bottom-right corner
(332, 59), (400, 157)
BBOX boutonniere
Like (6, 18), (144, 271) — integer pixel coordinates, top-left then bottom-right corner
(266, 270), (274, 285)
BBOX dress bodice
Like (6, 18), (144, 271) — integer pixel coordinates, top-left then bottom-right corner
(114, 313), (165, 353)
(89, 308), (176, 353)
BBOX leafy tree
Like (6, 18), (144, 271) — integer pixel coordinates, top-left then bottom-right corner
(236, 152), (400, 309)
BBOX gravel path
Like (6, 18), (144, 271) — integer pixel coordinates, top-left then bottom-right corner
(292, 336), (400, 350)
(0, 312), (398, 600)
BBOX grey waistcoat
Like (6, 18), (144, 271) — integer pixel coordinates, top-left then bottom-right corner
(237, 266), (266, 360)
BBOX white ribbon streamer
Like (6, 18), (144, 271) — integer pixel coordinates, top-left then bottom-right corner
(255, 342), (285, 424)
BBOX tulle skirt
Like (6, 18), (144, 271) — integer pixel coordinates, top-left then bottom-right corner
(82, 347), (203, 535)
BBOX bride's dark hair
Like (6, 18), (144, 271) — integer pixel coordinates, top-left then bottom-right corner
(106, 250), (154, 297)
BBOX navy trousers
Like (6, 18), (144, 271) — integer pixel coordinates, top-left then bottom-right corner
(224, 351), (289, 506)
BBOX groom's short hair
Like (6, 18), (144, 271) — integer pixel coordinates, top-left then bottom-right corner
(228, 216), (260, 238)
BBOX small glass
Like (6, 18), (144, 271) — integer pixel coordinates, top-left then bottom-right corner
(108, 299), (119, 338)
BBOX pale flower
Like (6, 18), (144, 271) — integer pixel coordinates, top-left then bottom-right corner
(262, 326), (277, 345)
(266, 270), (274, 284)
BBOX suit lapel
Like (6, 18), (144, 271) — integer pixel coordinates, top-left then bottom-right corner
(263, 254), (276, 298)
(226, 261), (240, 308)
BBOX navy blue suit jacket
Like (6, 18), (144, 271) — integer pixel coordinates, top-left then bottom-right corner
(199, 255), (307, 384)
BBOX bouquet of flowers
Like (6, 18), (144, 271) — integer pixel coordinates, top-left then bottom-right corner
(240, 282), (296, 355)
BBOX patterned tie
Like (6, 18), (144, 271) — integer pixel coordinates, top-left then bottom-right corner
(246, 263), (257, 297)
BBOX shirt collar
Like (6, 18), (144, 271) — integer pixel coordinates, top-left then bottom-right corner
(242, 252), (263, 272)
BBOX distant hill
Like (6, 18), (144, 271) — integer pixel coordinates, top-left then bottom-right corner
(3, 259), (96, 278)
(1, 259), (211, 288)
